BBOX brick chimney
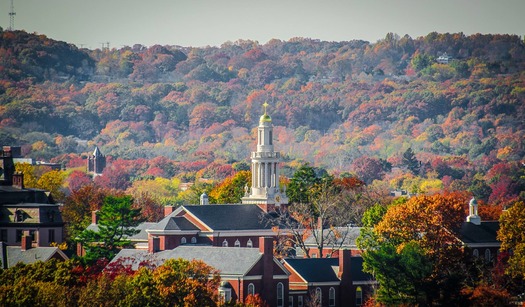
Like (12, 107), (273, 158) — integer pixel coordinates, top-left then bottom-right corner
(149, 236), (160, 253)
(12, 172), (24, 189)
(21, 233), (32, 251)
(338, 249), (353, 304)
(259, 237), (274, 303)
(164, 206), (176, 217)
(92, 210), (99, 224)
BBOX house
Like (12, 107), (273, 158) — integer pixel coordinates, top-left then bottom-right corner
(460, 198), (500, 263)
(111, 237), (290, 307)
(0, 146), (65, 247)
(0, 233), (69, 269)
(283, 250), (376, 307)
(436, 53), (452, 64)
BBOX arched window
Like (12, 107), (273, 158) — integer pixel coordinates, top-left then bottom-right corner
(277, 282), (284, 307)
(485, 249), (491, 263)
(315, 287), (322, 306)
(191, 237), (197, 244)
(235, 239), (241, 247)
(248, 283), (255, 296)
(329, 287), (335, 307)
(180, 237), (186, 244)
(356, 286), (363, 306)
(222, 239), (228, 247)
(473, 249), (479, 257)
(247, 239), (253, 247)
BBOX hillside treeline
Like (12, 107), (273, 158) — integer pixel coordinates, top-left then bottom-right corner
(1, 30), (524, 203)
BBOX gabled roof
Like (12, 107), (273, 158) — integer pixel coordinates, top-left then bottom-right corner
(111, 246), (266, 277)
(459, 221), (500, 245)
(285, 258), (340, 282)
(0, 243), (69, 268)
(158, 246), (263, 276)
(182, 204), (272, 231)
(93, 146), (103, 157)
(149, 215), (200, 231)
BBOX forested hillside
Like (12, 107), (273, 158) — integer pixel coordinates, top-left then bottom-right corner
(1, 30), (524, 203)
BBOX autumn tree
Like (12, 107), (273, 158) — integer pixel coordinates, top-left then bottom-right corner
(497, 200), (525, 280)
(209, 170), (251, 204)
(358, 192), (471, 305)
(77, 195), (143, 261)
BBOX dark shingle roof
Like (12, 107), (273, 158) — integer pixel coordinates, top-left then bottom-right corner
(150, 215), (200, 231)
(349, 256), (373, 282)
(183, 205), (272, 230)
(111, 246), (263, 276)
(0, 243), (68, 268)
(285, 258), (340, 282)
(459, 221), (500, 244)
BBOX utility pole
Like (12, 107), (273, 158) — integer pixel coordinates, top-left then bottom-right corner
(8, 0), (16, 31)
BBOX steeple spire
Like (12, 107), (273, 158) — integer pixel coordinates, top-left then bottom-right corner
(242, 103), (288, 211)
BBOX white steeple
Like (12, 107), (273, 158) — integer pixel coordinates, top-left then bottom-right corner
(241, 102), (288, 211)
(466, 197), (481, 225)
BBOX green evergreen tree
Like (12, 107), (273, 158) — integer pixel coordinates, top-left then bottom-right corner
(78, 195), (143, 261)
(403, 148), (420, 175)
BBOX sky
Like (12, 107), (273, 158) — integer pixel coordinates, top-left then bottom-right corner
(1, 0), (524, 49)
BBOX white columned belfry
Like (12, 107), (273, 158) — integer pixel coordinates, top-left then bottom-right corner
(242, 102), (289, 210)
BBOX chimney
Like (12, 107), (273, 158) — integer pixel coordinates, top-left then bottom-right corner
(164, 206), (176, 217)
(92, 210), (99, 224)
(259, 236), (274, 302)
(21, 233), (32, 251)
(338, 249), (352, 278)
(338, 249), (353, 304)
(12, 172), (24, 189)
(149, 236), (160, 253)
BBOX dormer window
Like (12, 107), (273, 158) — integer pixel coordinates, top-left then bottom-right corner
(15, 210), (24, 222)
(247, 239), (253, 248)
(234, 239), (241, 247)
(222, 239), (228, 247)
(181, 237), (187, 244)
(191, 237), (197, 244)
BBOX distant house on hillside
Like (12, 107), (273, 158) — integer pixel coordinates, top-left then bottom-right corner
(436, 53), (452, 64)
(0, 236), (68, 269)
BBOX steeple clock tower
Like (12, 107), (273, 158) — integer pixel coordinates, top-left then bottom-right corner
(241, 102), (289, 212)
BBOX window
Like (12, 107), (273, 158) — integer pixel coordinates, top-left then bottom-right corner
(356, 286), (363, 306)
(315, 288), (322, 306)
(234, 239), (241, 247)
(1, 229), (7, 242)
(311, 253), (318, 258)
(473, 249), (479, 257)
(180, 237), (187, 244)
(191, 237), (197, 244)
(329, 287), (335, 307)
(48, 229), (55, 243)
(277, 282), (284, 307)
(29, 230), (37, 242)
(485, 249), (491, 263)
(269, 131), (273, 145)
(248, 283), (255, 296)
(289, 296), (293, 307)
(15, 210), (24, 222)
(219, 289), (231, 303)
(222, 239), (228, 247)
(247, 239), (253, 247)
(298, 296), (303, 307)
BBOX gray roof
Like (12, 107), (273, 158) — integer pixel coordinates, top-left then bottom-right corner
(0, 242), (68, 268)
(182, 204), (272, 230)
(285, 258), (339, 282)
(150, 215), (200, 231)
(284, 256), (372, 283)
(111, 246), (263, 276)
(459, 221), (500, 244)
(304, 227), (362, 248)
